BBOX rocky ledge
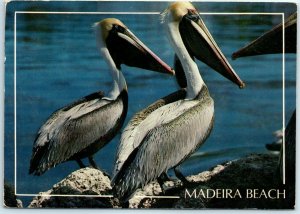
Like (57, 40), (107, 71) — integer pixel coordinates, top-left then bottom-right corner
(27, 153), (294, 209)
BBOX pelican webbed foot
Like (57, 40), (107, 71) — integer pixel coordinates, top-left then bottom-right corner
(157, 172), (176, 193)
(157, 172), (182, 195)
(174, 166), (194, 186)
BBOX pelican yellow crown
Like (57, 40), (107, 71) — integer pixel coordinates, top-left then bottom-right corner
(94, 18), (127, 42)
(163, 1), (197, 22)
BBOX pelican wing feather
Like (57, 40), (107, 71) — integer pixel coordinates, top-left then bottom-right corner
(113, 86), (214, 200)
(30, 91), (124, 175)
(112, 89), (186, 180)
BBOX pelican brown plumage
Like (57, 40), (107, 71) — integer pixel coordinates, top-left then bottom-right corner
(111, 2), (245, 202)
(29, 18), (174, 175)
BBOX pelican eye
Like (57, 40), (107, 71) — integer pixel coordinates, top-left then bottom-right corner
(186, 9), (200, 22)
(112, 24), (126, 34)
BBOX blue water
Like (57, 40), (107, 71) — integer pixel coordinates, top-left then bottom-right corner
(4, 1), (296, 206)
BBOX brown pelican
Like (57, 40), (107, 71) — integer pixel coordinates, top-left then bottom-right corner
(232, 12), (296, 59)
(111, 2), (245, 202)
(29, 18), (174, 175)
(232, 12), (296, 208)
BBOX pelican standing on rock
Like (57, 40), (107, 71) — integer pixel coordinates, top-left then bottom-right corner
(111, 2), (245, 202)
(29, 18), (174, 175)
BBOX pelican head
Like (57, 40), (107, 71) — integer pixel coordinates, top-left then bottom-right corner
(94, 18), (174, 75)
(162, 2), (245, 88)
(232, 12), (296, 59)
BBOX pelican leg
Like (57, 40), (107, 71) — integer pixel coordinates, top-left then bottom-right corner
(88, 156), (111, 179)
(157, 172), (172, 194)
(76, 159), (86, 168)
(161, 172), (175, 182)
(157, 173), (167, 192)
(158, 172), (176, 183)
(88, 156), (99, 169)
(174, 166), (191, 185)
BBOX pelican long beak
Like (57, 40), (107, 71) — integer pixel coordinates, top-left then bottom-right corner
(232, 12), (296, 59)
(106, 25), (175, 75)
(179, 11), (245, 88)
